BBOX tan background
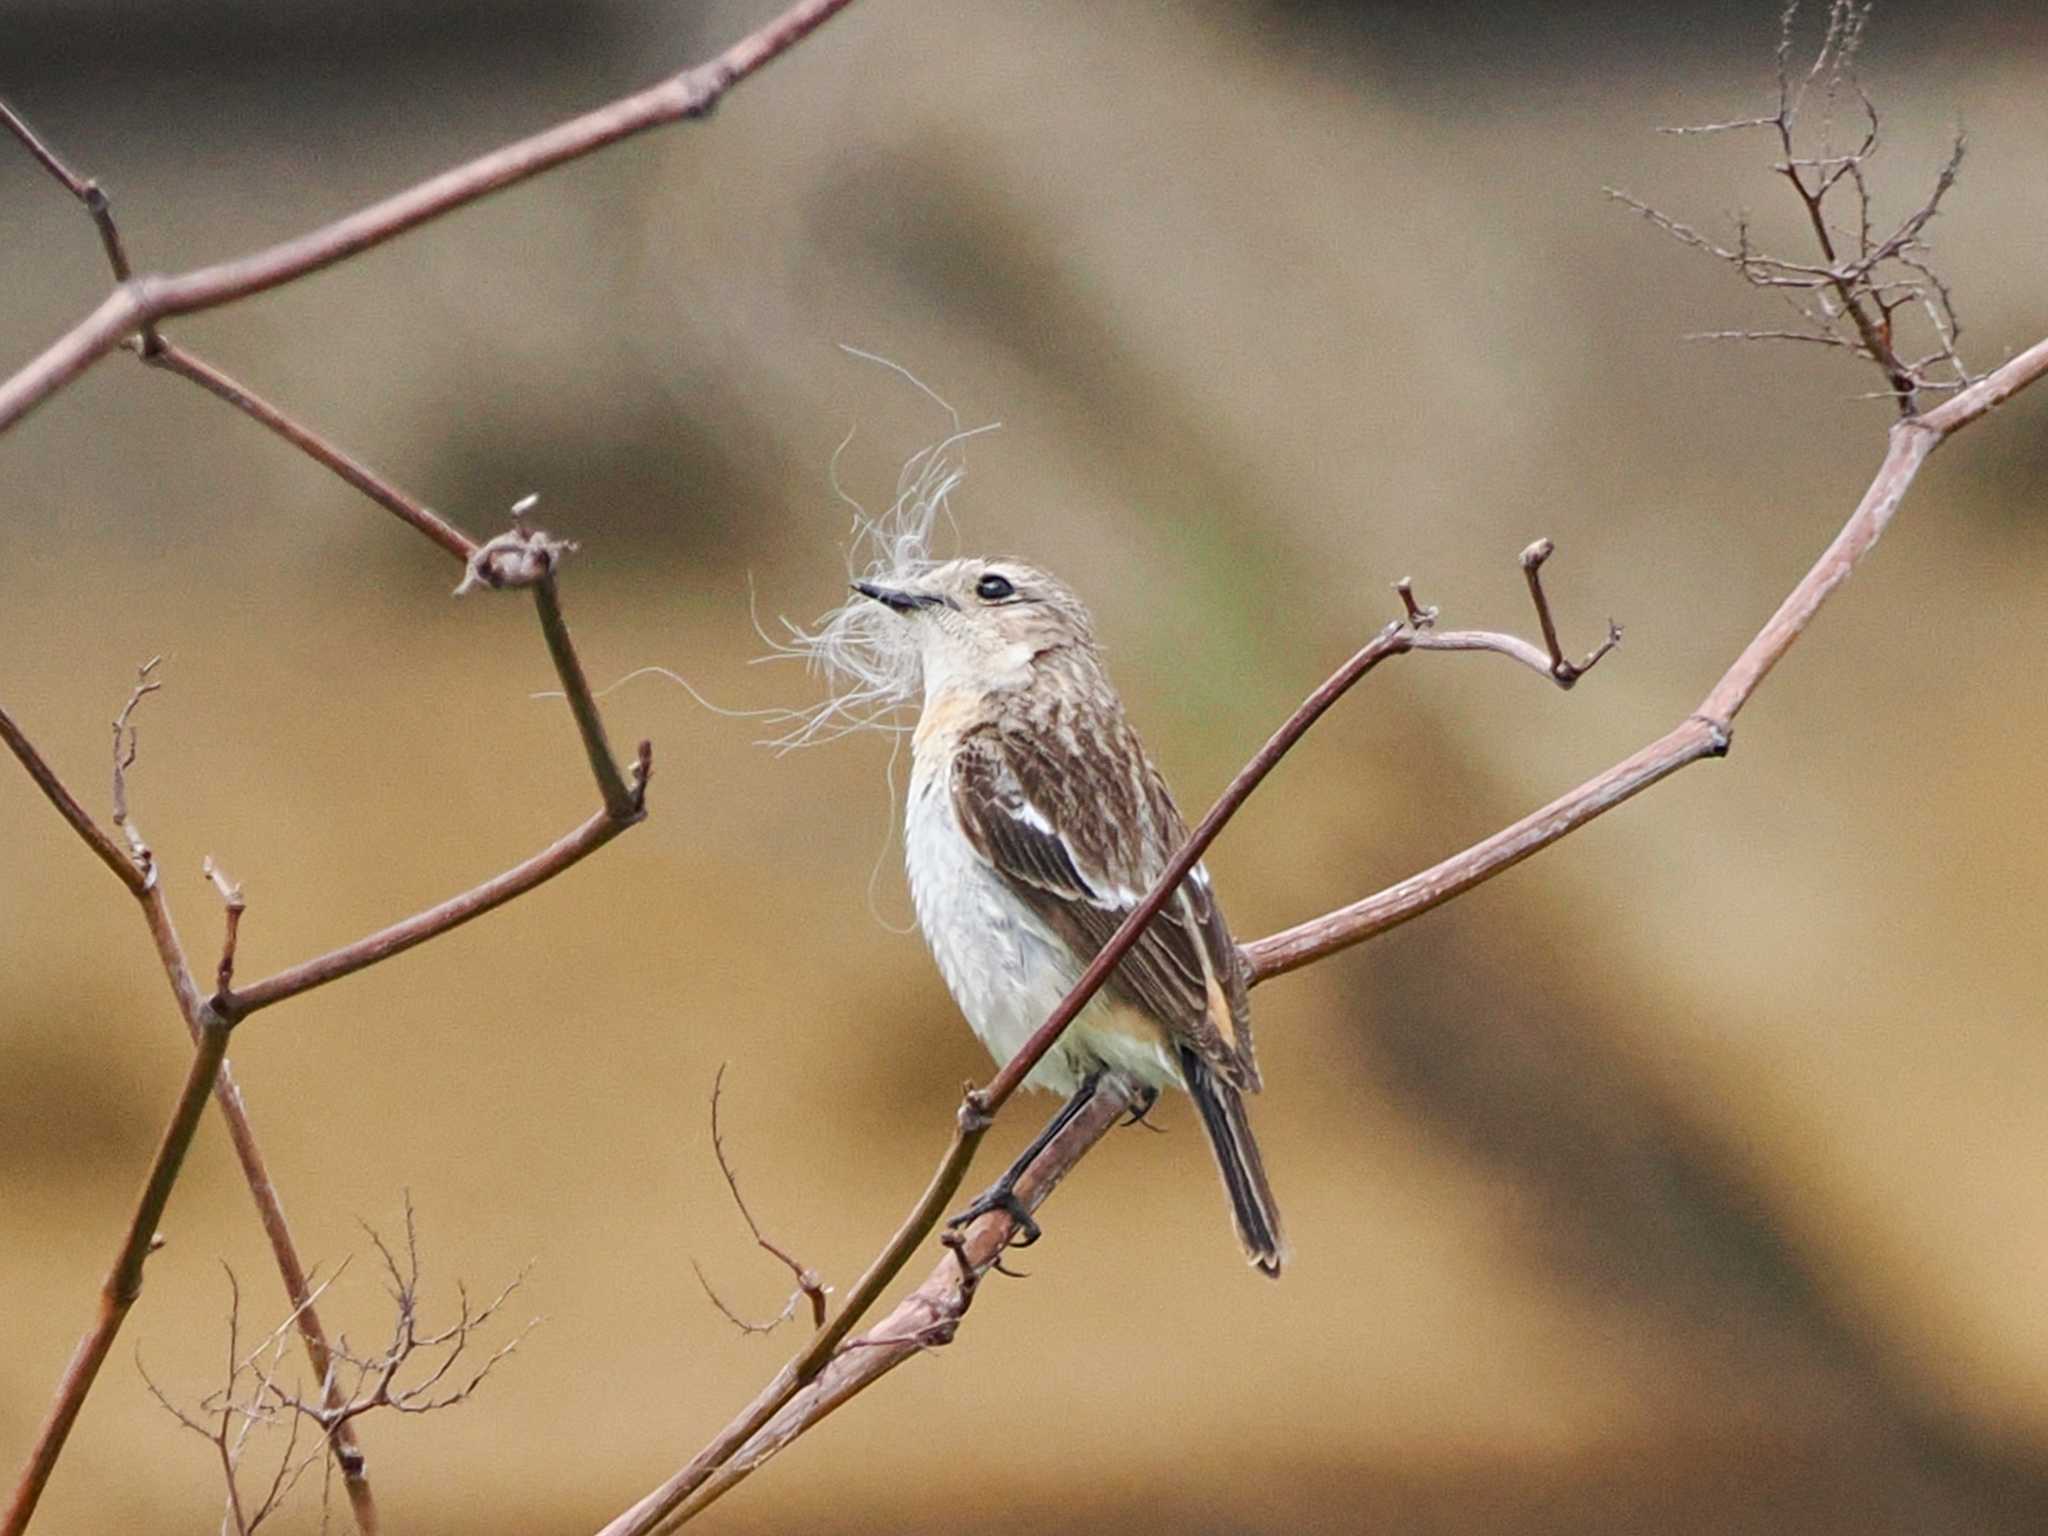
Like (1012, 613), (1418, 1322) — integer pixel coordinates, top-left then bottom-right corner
(3, 2), (2046, 1530)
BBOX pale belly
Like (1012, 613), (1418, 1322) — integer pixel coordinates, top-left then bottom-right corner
(904, 754), (1182, 1098)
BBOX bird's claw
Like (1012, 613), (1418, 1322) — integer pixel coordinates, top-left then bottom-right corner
(946, 1184), (1042, 1247)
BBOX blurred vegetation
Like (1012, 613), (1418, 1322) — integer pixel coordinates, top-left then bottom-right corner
(2, 1), (2045, 1531)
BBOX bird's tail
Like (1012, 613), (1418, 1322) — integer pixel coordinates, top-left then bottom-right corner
(1179, 1047), (1286, 1277)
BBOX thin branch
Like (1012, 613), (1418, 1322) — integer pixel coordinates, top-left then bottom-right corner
(109, 657), (162, 872)
(8, 83), (675, 1529)
(202, 857), (246, 998)
(1612, 0), (1971, 413)
(1, 670), (389, 1533)
(0, 701), (143, 893)
(2, 1010), (230, 1536)
(694, 1065), (830, 1335)
(1, 5), (844, 1527)
(0, 99), (147, 339)
(660, 1080), (1136, 1527)
(533, 576), (636, 822)
(219, 786), (645, 1020)
(0, 0), (861, 436)
(145, 1219), (527, 1532)
(140, 340), (477, 561)
(1239, 333), (2048, 983)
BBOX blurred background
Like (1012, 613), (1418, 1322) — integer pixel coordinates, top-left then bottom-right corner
(3, 1), (2046, 1530)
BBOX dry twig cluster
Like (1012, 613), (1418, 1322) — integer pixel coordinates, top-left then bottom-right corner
(1609, 0), (1971, 412)
(139, 1200), (533, 1536)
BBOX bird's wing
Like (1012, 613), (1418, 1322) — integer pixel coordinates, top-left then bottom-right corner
(950, 719), (1260, 1091)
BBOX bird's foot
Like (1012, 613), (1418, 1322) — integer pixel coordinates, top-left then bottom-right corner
(1121, 1084), (1163, 1132)
(945, 1182), (1042, 1247)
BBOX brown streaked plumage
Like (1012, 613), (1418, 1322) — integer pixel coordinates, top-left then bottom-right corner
(856, 557), (1285, 1275)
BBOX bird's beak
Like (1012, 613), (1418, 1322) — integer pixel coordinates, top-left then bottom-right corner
(852, 580), (950, 614)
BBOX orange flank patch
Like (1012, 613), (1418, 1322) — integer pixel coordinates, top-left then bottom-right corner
(914, 687), (983, 752)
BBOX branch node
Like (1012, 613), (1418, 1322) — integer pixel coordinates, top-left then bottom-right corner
(453, 520), (577, 597)
(1392, 577), (1438, 629)
(631, 740), (655, 810)
(696, 1065), (830, 1337)
(957, 1087), (994, 1135)
(1690, 713), (1736, 757)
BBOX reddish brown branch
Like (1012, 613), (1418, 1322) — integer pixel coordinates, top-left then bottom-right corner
(2, 1012), (231, 1536)
(598, 561), (1609, 1536)
(202, 858), (246, 998)
(616, 1080), (1135, 1533)
(0, 98), (146, 334)
(2, 6), (842, 1527)
(141, 341), (477, 562)
(0, 675), (386, 1533)
(0, 702), (142, 894)
(694, 1066), (829, 1336)
(0, 0), (861, 436)
(221, 783), (643, 1020)
(1240, 334), (2048, 983)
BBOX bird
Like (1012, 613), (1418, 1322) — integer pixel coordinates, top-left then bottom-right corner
(853, 558), (1284, 1275)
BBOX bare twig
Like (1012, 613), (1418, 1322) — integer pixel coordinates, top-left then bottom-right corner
(0, 4), (829, 1528)
(0, 702), (141, 893)
(1519, 540), (1622, 685)
(659, 1080), (1136, 1525)
(0, 0), (861, 435)
(7, 72), (678, 1522)
(218, 785), (644, 1020)
(4, 614), (642, 1526)
(109, 657), (161, 871)
(202, 858), (246, 998)
(694, 1066), (830, 1336)
(142, 1210), (531, 1533)
(2, 1008), (230, 1536)
(140, 340), (478, 561)
(0, 99), (150, 346)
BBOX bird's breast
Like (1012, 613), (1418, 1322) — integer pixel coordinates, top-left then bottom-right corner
(905, 752), (1069, 1066)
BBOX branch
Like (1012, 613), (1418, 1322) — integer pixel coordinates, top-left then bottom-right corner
(140, 340), (477, 562)
(2, 1009), (230, 1536)
(1607, 0), (1972, 413)
(1240, 334), (2048, 981)
(0, 0), (860, 436)
(7, 64), (696, 1520)
(692, 1066), (830, 1336)
(598, 556), (1612, 1535)
(219, 785), (644, 1020)
(626, 1080), (1136, 1529)
(0, 672), (393, 1533)
(143, 1209), (532, 1533)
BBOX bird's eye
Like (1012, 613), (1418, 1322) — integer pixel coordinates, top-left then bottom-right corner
(975, 573), (1016, 602)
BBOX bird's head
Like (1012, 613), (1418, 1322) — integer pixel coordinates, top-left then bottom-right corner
(853, 557), (1097, 698)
